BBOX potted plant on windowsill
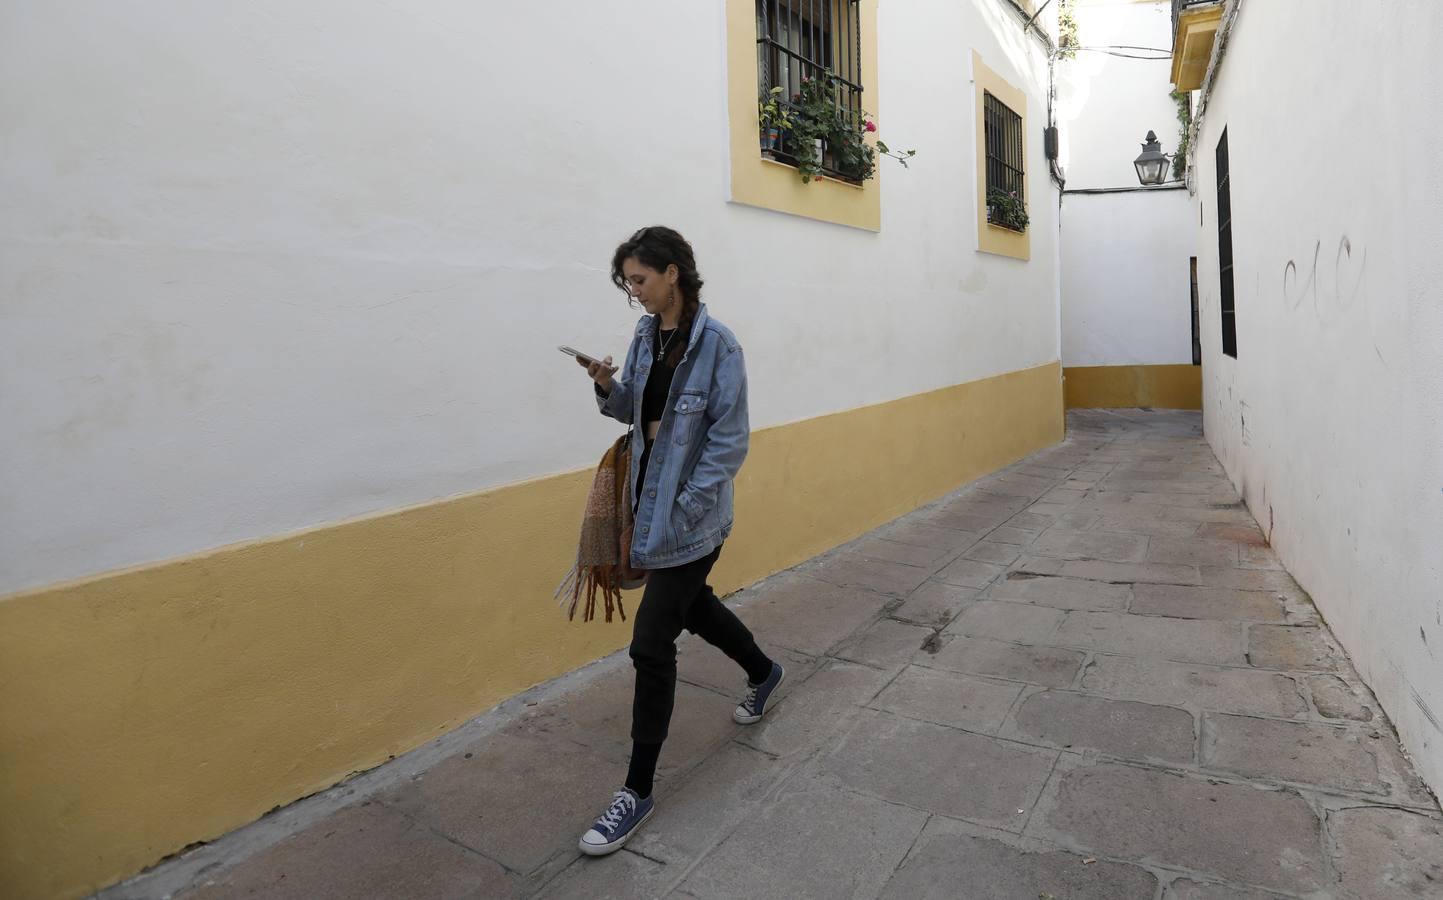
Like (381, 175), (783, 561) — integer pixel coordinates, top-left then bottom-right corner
(758, 86), (793, 154)
(787, 75), (838, 182)
(986, 187), (1029, 232)
(785, 72), (916, 184)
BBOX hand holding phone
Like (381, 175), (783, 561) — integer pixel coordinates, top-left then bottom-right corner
(559, 345), (618, 386)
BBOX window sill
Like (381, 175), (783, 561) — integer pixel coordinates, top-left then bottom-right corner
(759, 155), (867, 191)
(986, 221), (1027, 235)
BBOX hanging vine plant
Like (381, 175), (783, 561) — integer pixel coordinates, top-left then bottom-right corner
(1057, 0), (1079, 61)
(1169, 89), (1192, 180)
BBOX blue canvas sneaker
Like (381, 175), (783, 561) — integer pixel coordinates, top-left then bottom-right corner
(578, 787), (655, 856)
(733, 662), (785, 724)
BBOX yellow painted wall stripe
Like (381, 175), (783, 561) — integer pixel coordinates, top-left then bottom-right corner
(0, 361), (1062, 899)
(1064, 364), (1202, 410)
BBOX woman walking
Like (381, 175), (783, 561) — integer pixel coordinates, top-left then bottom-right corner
(574, 226), (784, 856)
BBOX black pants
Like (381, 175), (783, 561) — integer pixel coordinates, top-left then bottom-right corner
(629, 544), (771, 744)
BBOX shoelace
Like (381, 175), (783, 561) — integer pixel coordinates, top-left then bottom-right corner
(740, 682), (760, 713)
(598, 790), (637, 831)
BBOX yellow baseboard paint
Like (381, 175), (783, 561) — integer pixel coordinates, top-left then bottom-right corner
(1064, 364), (1202, 410)
(0, 361), (1061, 899)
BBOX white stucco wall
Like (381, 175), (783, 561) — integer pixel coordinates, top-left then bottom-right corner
(1192, 0), (1443, 794)
(1056, 0), (1195, 367)
(0, 0), (1061, 593)
(1060, 189), (1195, 366)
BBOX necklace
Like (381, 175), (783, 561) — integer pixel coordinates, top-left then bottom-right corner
(656, 323), (679, 363)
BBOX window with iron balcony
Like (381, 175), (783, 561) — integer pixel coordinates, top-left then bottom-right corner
(983, 91), (1028, 233)
(755, 0), (869, 184)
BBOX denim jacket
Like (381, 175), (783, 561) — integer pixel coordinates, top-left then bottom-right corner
(595, 303), (748, 569)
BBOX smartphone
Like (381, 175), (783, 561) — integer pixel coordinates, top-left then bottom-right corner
(559, 345), (615, 371)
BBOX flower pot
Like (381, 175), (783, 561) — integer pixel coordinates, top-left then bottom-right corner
(761, 127), (780, 151)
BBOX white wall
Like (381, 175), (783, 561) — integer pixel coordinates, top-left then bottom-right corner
(0, 0), (1061, 593)
(1192, 0), (1443, 795)
(1057, 0), (1195, 367)
(1060, 189), (1195, 366)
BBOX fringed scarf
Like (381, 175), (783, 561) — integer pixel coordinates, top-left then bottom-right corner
(555, 432), (649, 622)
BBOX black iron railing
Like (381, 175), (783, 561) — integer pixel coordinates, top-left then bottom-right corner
(984, 91), (1025, 225)
(755, 0), (864, 181)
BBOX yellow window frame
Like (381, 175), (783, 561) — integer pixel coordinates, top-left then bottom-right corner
(725, 0), (881, 231)
(974, 51), (1030, 261)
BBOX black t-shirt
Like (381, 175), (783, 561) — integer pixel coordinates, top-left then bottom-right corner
(634, 320), (686, 507)
(641, 324), (681, 427)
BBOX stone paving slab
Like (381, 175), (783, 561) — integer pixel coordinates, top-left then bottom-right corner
(1306, 674), (1377, 722)
(1247, 624), (1339, 671)
(815, 709), (1058, 831)
(1131, 582), (1291, 623)
(890, 579), (978, 626)
(106, 411), (1442, 900)
(834, 617), (933, 669)
(1079, 653), (1309, 718)
(1031, 758), (1328, 894)
(374, 731), (617, 880)
(177, 802), (516, 900)
(880, 815), (1160, 899)
(934, 556), (1008, 588)
(1016, 554), (1206, 586)
(987, 573), (1132, 611)
(1053, 610), (1247, 666)
(868, 664), (1023, 734)
(1327, 806), (1443, 899)
(1147, 536), (1241, 568)
(987, 524), (1038, 545)
(1090, 514), (1207, 538)
(537, 850), (671, 900)
(849, 535), (959, 568)
(1200, 714), (1386, 795)
(962, 539), (1023, 566)
(1029, 528), (1150, 563)
(1164, 877), (1292, 899)
(807, 549), (935, 597)
(922, 634), (1086, 688)
(677, 777), (927, 900)
(1007, 689), (1197, 764)
(878, 519), (980, 551)
(945, 599), (1066, 643)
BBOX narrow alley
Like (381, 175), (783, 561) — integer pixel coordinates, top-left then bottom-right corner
(111, 411), (1443, 900)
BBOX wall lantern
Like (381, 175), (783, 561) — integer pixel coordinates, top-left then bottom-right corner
(1133, 130), (1174, 185)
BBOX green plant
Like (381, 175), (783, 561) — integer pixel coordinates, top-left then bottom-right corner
(786, 74), (840, 181)
(1057, 0), (1078, 61)
(986, 187), (1029, 232)
(782, 72), (915, 183)
(1169, 89), (1192, 180)
(758, 85), (793, 134)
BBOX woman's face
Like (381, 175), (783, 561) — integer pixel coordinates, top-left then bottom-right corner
(621, 257), (678, 316)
